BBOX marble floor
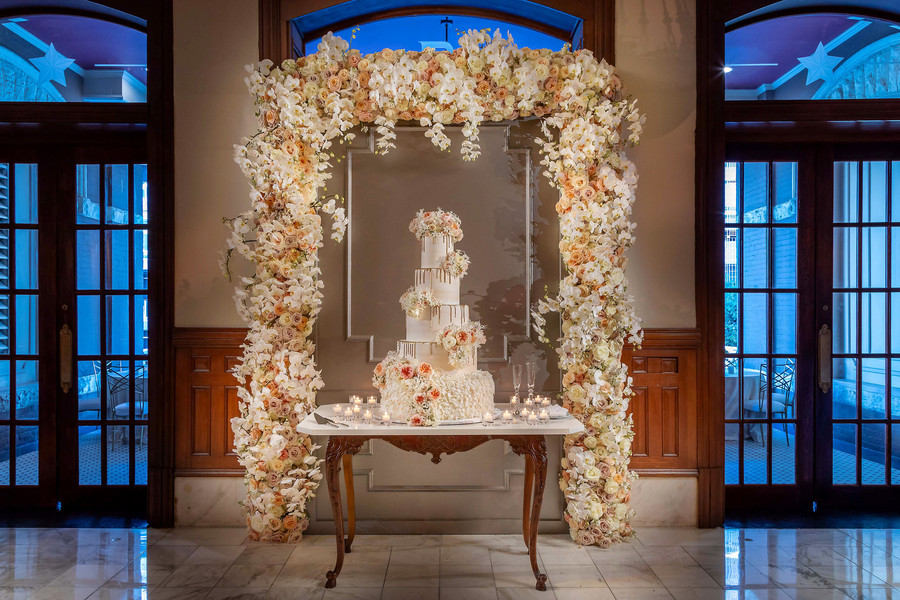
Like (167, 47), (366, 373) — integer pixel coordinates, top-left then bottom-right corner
(0, 526), (898, 599)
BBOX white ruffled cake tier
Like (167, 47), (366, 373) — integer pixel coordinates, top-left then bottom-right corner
(381, 370), (495, 423)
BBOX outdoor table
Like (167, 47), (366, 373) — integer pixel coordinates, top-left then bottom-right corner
(298, 405), (584, 591)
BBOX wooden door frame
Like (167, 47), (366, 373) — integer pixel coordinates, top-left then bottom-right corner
(258, 0), (616, 62)
(697, 0), (900, 525)
(0, 0), (175, 526)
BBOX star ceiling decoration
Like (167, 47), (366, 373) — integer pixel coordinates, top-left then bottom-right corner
(797, 42), (843, 86)
(28, 43), (75, 89)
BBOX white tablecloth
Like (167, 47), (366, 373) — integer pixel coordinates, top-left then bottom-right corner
(724, 369), (765, 443)
(298, 405), (585, 436)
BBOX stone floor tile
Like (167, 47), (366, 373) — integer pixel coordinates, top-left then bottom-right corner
(28, 587), (100, 600)
(217, 564), (283, 588)
(553, 589), (616, 600)
(608, 588), (675, 600)
(440, 545), (491, 565)
(439, 588), (498, 600)
(321, 588), (381, 600)
(233, 545), (294, 566)
(384, 564), (439, 588)
(439, 563), (494, 587)
(160, 563), (228, 587)
(544, 565), (605, 588)
(85, 585), (154, 600)
(380, 588), (439, 600)
(596, 564), (664, 588)
(183, 545), (245, 565)
(389, 546), (441, 565)
(496, 587), (557, 600)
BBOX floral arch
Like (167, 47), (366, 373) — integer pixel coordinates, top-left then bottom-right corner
(226, 30), (643, 546)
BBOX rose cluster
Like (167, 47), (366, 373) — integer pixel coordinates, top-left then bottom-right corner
(409, 208), (463, 242)
(442, 249), (470, 278)
(399, 285), (439, 318)
(373, 352), (440, 426)
(436, 320), (486, 369)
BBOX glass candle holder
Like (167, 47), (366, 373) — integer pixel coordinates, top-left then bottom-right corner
(527, 412), (539, 426)
(363, 409), (372, 423)
(381, 412), (391, 426)
(501, 409), (513, 424)
(539, 409), (550, 424)
(482, 411), (494, 427)
(541, 396), (551, 408)
(343, 407), (353, 421)
(367, 396), (377, 406)
(332, 404), (343, 416)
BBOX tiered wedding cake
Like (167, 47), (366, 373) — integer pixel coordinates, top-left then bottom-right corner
(372, 209), (495, 425)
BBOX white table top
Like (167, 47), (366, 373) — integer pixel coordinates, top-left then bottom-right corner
(298, 405), (585, 437)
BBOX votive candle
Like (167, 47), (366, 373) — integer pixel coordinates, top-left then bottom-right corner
(352, 395), (362, 406)
(528, 412), (538, 425)
(482, 411), (494, 426)
(382, 412), (391, 425)
(502, 409), (512, 423)
(367, 396), (377, 405)
(333, 404), (342, 415)
(343, 407), (353, 419)
(352, 405), (361, 420)
(539, 409), (550, 423)
(541, 397), (551, 408)
(364, 409), (372, 422)
(510, 395), (518, 406)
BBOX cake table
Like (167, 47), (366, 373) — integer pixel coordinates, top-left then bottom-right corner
(298, 407), (584, 591)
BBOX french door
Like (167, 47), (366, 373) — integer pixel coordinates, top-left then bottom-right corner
(724, 143), (900, 511)
(0, 140), (149, 511)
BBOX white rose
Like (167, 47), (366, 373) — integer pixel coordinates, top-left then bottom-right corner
(615, 504), (628, 520)
(604, 480), (620, 495)
(584, 466), (601, 481)
(589, 413), (605, 429)
(589, 501), (606, 521)
(568, 384), (586, 403)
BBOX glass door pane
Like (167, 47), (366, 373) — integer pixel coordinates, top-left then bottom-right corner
(724, 161), (800, 487)
(74, 163), (149, 488)
(831, 160), (900, 487)
(0, 163), (40, 487)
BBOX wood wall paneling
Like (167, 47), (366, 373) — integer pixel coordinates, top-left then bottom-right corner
(173, 328), (701, 480)
(624, 329), (700, 475)
(173, 329), (247, 475)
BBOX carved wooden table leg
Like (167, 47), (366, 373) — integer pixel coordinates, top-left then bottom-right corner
(522, 454), (534, 550)
(324, 436), (365, 589)
(342, 453), (356, 553)
(526, 437), (549, 591)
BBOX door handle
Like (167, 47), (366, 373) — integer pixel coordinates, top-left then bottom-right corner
(818, 323), (831, 393)
(60, 323), (73, 393)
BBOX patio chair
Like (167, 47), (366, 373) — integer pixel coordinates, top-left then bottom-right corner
(759, 362), (795, 446)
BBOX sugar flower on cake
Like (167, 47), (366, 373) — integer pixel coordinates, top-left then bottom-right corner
(442, 250), (470, 278)
(409, 208), (464, 242)
(437, 320), (486, 369)
(399, 286), (438, 318)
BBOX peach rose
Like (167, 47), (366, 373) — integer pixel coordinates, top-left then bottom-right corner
(409, 414), (425, 426)
(417, 362), (433, 376)
(400, 365), (415, 379)
(456, 330), (469, 344)
(283, 515), (298, 530)
(428, 387), (441, 401)
(414, 393), (426, 404)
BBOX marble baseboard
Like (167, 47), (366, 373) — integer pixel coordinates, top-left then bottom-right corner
(175, 476), (246, 527)
(629, 476), (698, 527)
(174, 475), (698, 529)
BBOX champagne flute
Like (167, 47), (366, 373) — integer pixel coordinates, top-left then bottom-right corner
(526, 360), (537, 399)
(512, 364), (522, 399)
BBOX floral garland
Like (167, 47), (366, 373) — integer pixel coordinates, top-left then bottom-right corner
(442, 249), (470, 277)
(436, 320), (486, 368)
(399, 286), (438, 317)
(372, 352), (439, 425)
(409, 208), (463, 242)
(228, 29), (642, 544)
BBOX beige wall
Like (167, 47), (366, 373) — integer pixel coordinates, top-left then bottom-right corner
(171, 0), (699, 527)
(616, 0), (697, 328)
(174, 0), (258, 327)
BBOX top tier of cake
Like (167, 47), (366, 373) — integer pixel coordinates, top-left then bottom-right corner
(421, 234), (454, 269)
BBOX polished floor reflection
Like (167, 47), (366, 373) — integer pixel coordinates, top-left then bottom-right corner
(0, 527), (898, 598)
